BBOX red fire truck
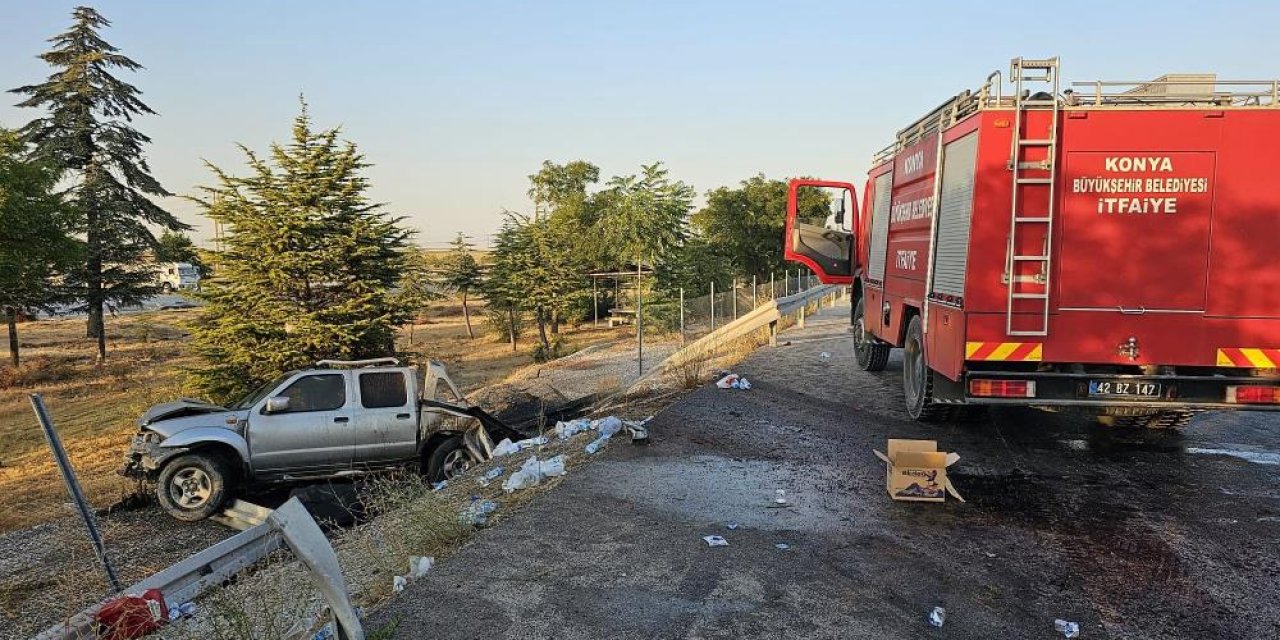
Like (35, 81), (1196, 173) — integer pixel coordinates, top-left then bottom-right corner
(785, 57), (1280, 425)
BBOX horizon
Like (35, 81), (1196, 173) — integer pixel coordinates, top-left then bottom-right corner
(3, 0), (1279, 248)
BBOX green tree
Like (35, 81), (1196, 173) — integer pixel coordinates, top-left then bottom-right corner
(10, 6), (186, 360)
(596, 162), (694, 269)
(690, 174), (829, 281)
(439, 233), (483, 339)
(395, 247), (444, 344)
(188, 104), (412, 403)
(483, 213), (533, 351)
(0, 129), (78, 366)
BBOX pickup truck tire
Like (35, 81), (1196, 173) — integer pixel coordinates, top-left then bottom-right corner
(157, 452), (232, 522)
(425, 435), (475, 483)
(853, 298), (890, 372)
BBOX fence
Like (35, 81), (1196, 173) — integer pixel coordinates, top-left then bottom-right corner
(674, 269), (823, 344)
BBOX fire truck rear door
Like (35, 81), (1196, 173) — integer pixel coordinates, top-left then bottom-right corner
(784, 180), (856, 285)
(1057, 151), (1215, 312)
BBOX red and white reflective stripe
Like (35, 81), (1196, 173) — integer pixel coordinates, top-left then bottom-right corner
(1217, 348), (1280, 368)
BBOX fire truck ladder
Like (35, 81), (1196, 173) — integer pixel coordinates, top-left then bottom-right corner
(1005, 56), (1060, 337)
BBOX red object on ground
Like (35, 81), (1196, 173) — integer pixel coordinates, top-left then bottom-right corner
(94, 588), (169, 640)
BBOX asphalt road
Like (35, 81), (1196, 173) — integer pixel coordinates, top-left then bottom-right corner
(374, 302), (1280, 639)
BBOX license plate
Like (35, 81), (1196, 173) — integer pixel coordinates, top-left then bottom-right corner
(1088, 380), (1163, 398)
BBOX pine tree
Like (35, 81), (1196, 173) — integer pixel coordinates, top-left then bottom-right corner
(483, 214), (533, 351)
(440, 233), (483, 339)
(10, 6), (185, 360)
(188, 103), (412, 403)
(0, 129), (78, 367)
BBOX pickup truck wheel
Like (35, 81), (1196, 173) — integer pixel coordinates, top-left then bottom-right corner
(425, 435), (475, 482)
(853, 298), (890, 372)
(156, 453), (231, 522)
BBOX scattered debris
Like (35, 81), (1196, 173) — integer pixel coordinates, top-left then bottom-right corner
(715, 373), (752, 389)
(491, 438), (520, 457)
(478, 466), (505, 486)
(460, 498), (498, 525)
(94, 588), (169, 639)
(774, 489), (788, 505)
(873, 439), (964, 503)
(555, 418), (591, 439)
(431, 480), (448, 492)
(517, 435), (551, 450)
(167, 601), (197, 622)
(819, 351), (831, 360)
(775, 543), (790, 550)
(393, 575), (407, 593)
(408, 555), (435, 578)
(540, 455), (566, 478)
(928, 606), (946, 628)
(985, 552), (998, 558)
(726, 522), (740, 530)
(702, 535), (729, 547)
(503, 457), (545, 492)
(1054, 619), (1080, 638)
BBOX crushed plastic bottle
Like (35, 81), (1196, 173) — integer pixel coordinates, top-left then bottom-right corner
(1054, 619), (1080, 638)
(774, 489), (788, 505)
(431, 480), (448, 492)
(517, 435), (550, 450)
(408, 556), (435, 578)
(393, 575), (407, 593)
(460, 498), (498, 525)
(702, 535), (729, 547)
(594, 416), (624, 438)
(491, 438), (519, 456)
(585, 435), (609, 454)
(478, 466), (505, 486)
(168, 601), (197, 621)
(312, 622), (336, 640)
(726, 522), (740, 530)
(539, 455), (566, 477)
(775, 543), (790, 551)
(502, 457), (544, 492)
(928, 607), (946, 628)
(555, 419), (591, 440)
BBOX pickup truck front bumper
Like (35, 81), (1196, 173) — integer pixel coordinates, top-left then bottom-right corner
(119, 432), (187, 479)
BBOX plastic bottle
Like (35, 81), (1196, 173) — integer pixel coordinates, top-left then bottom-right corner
(586, 435), (609, 454)
(1054, 619), (1079, 638)
(928, 607), (946, 628)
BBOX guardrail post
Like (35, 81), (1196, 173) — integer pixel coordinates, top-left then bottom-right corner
(769, 319), (778, 346)
(771, 272), (776, 299)
(752, 275), (758, 308)
(30, 393), (122, 594)
(798, 303), (806, 328)
(679, 287), (685, 345)
(710, 280), (716, 330)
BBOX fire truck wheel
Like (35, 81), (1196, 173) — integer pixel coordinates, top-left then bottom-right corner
(903, 315), (950, 422)
(853, 298), (890, 371)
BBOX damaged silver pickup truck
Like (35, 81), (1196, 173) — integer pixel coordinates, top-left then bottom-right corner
(122, 358), (521, 521)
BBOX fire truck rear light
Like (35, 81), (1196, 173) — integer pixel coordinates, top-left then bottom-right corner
(969, 379), (1036, 398)
(1226, 385), (1280, 404)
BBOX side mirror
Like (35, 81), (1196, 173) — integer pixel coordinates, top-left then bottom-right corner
(833, 196), (847, 226)
(264, 396), (290, 414)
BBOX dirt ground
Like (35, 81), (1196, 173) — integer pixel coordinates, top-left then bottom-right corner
(372, 302), (1280, 639)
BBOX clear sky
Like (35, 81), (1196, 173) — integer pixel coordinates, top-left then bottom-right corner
(2, 1), (1278, 248)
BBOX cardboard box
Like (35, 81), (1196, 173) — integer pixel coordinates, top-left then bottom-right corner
(873, 439), (964, 503)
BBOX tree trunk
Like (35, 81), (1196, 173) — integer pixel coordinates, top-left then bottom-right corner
(536, 307), (550, 351)
(462, 291), (474, 339)
(507, 308), (516, 351)
(6, 308), (18, 368)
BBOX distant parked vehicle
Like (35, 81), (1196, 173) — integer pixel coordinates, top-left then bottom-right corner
(122, 358), (524, 521)
(157, 262), (200, 292)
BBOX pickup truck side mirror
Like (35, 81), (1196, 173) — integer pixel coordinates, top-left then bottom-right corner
(264, 396), (290, 414)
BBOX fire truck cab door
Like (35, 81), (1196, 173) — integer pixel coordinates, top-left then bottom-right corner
(784, 179), (856, 285)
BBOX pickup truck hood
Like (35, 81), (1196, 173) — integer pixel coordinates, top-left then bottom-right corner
(138, 398), (229, 427)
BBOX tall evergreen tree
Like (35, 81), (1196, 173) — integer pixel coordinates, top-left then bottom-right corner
(483, 213), (533, 351)
(189, 104), (412, 403)
(440, 233), (483, 339)
(10, 6), (185, 360)
(0, 129), (78, 367)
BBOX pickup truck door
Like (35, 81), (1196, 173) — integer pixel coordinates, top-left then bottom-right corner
(351, 369), (420, 467)
(249, 372), (355, 474)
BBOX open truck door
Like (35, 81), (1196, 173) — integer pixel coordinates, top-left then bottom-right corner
(784, 179), (857, 285)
